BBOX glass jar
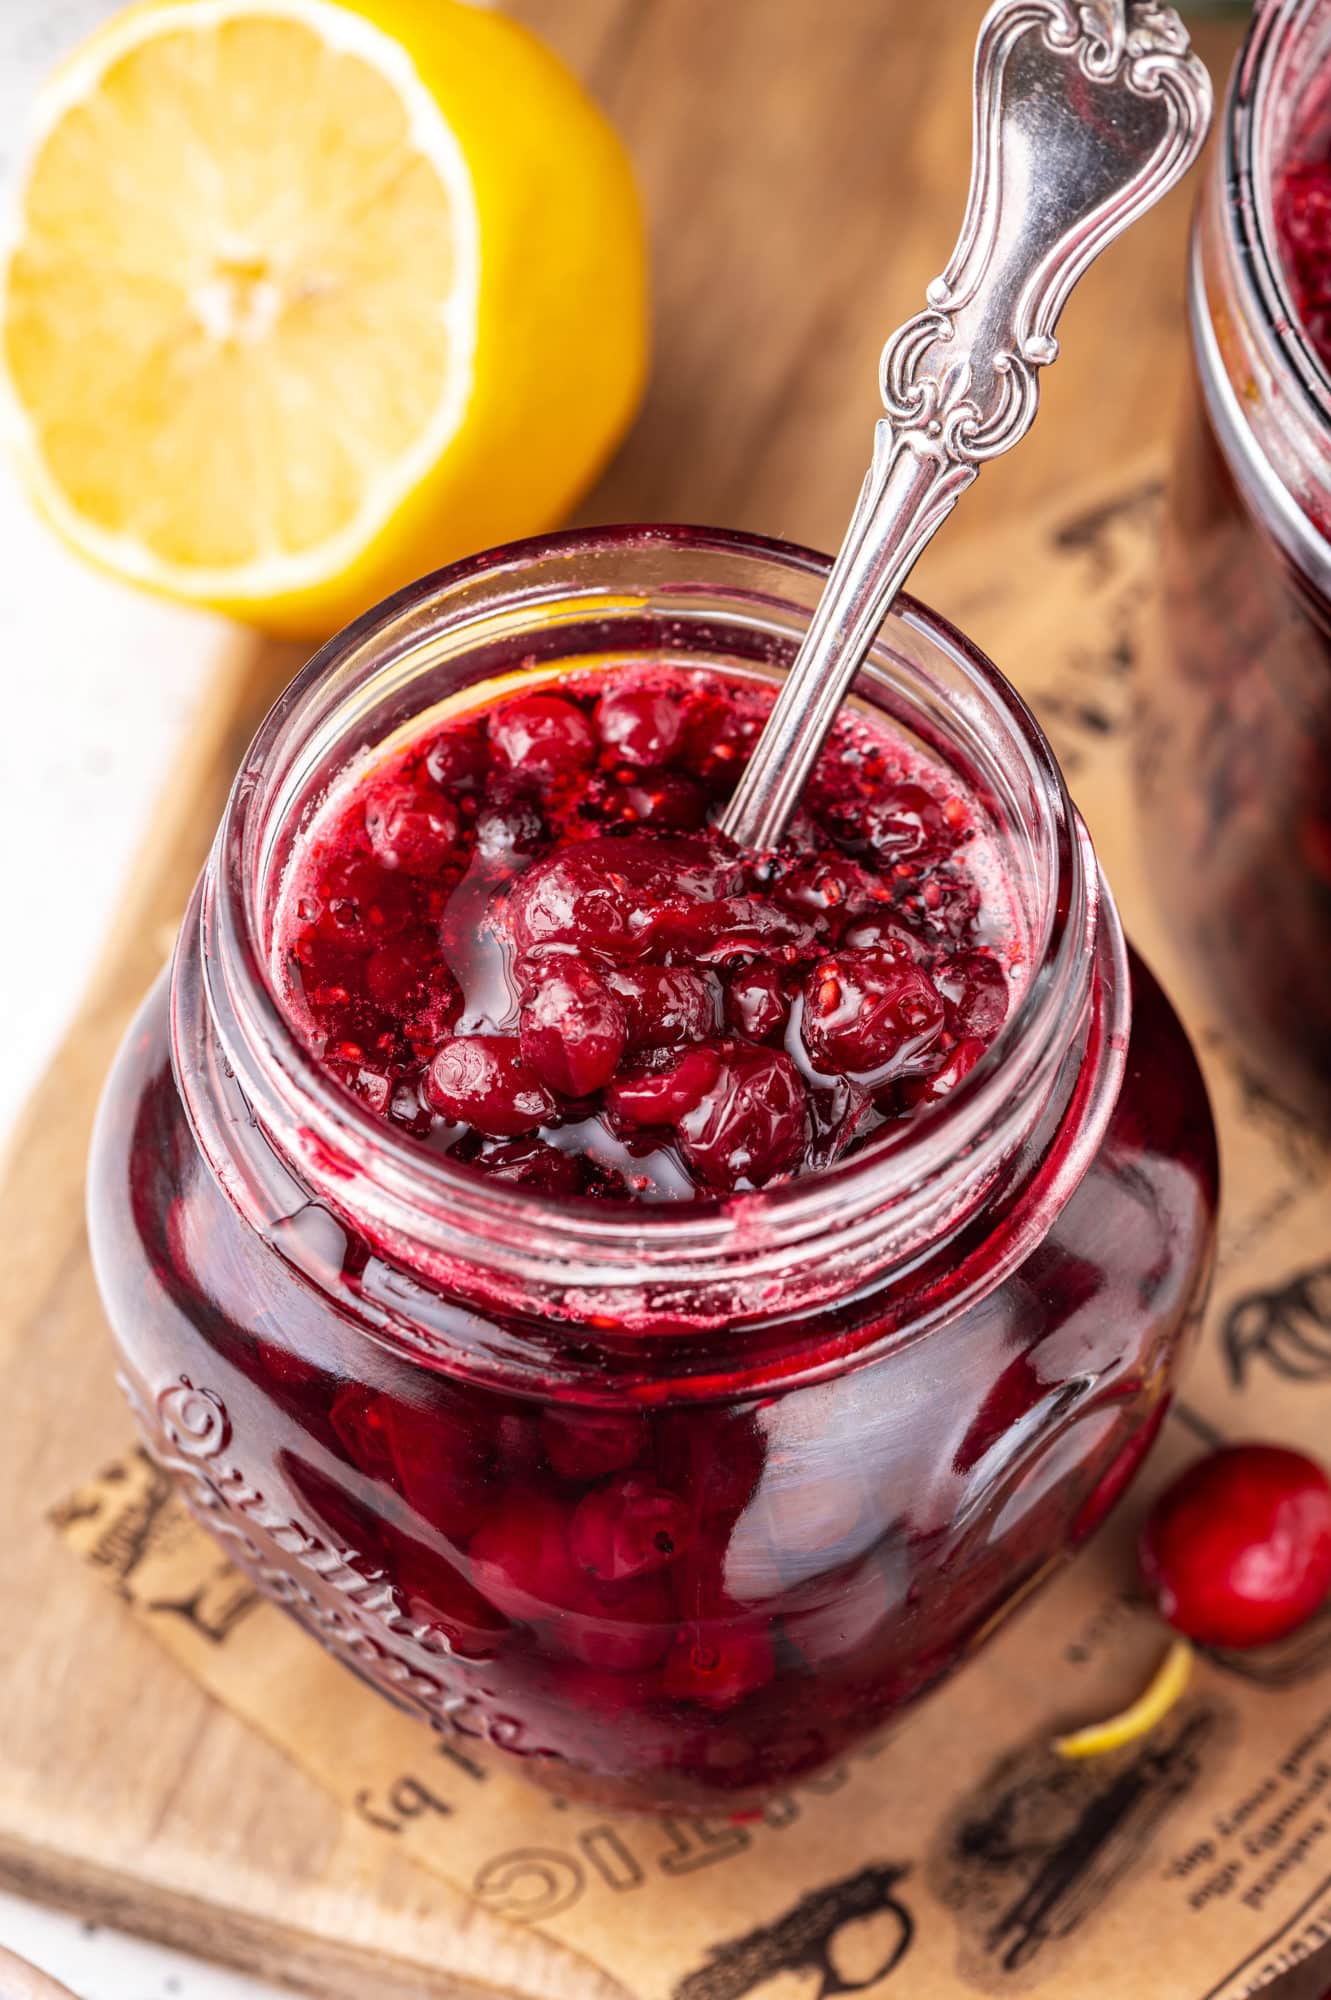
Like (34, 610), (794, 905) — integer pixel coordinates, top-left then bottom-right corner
(1139, 0), (1331, 1122)
(88, 527), (1217, 1816)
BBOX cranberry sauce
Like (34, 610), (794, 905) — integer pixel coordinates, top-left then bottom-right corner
(88, 542), (1218, 1817)
(274, 668), (1020, 1201)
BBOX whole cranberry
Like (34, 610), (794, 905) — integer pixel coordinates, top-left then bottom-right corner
(468, 1492), (587, 1623)
(605, 965), (722, 1052)
(595, 686), (685, 768)
(473, 794), (548, 862)
(519, 962), (627, 1098)
(846, 781), (954, 865)
(606, 1048), (725, 1129)
(1140, 1444), (1331, 1648)
(364, 783), (460, 874)
(674, 1041), (808, 1190)
(800, 949), (944, 1081)
(725, 963), (790, 1042)
(774, 855), (882, 925)
(507, 835), (739, 961)
(570, 1477), (691, 1582)
(490, 694), (596, 787)
(468, 1492), (670, 1670)
(682, 686), (772, 789)
(654, 895), (823, 967)
(425, 1036), (555, 1137)
(424, 726), (490, 794)
(598, 774), (709, 832)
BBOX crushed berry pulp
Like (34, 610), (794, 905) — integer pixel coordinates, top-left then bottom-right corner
(275, 667), (1021, 1200)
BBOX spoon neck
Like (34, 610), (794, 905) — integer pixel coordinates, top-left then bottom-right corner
(719, 425), (972, 850)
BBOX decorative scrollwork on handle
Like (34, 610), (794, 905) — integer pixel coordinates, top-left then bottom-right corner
(877, 0), (1211, 471)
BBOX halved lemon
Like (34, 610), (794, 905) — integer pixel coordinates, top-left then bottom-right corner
(1, 0), (648, 636)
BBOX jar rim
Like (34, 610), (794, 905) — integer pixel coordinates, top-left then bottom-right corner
(1222, 0), (1331, 424)
(197, 523), (1118, 1306)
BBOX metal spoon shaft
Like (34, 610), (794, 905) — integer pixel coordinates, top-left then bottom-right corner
(720, 0), (1212, 852)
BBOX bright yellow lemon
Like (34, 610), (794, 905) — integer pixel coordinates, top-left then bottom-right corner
(1, 0), (648, 636)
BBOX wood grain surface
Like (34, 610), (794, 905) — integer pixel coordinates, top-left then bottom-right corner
(0, 4), (1245, 1996)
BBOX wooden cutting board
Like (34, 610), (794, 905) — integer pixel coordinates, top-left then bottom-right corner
(0, 3), (1246, 1995)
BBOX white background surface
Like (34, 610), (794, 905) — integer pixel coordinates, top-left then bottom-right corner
(1, 7), (290, 1995)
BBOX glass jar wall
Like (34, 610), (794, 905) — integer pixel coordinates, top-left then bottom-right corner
(88, 529), (1217, 1815)
(1139, 0), (1331, 1123)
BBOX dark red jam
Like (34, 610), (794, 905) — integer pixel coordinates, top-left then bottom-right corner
(274, 669), (1018, 1201)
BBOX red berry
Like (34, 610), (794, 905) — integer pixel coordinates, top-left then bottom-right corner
(365, 931), (462, 1034)
(936, 948), (1009, 1043)
(490, 694), (596, 787)
(541, 1407), (649, 1481)
(570, 1477), (691, 1581)
(607, 1048), (724, 1129)
(663, 1623), (776, 1707)
(606, 965), (722, 1052)
(329, 1384), (397, 1479)
(474, 794), (548, 861)
(469, 1493), (586, 1622)
(364, 782), (460, 873)
(1140, 1444), (1331, 1648)
(675, 1042), (808, 1190)
(800, 949), (944, 1081)
(507, 835), (739, 961)
(423, 725), (490, 794)
(424, 1036), (555, 1137)
(378, 1391), (493, 1543)
(519, 962), (627, 1098)
(595, 686), (685, 768)
(598, 773), (709, 831)
(724, 963), (790, 1042)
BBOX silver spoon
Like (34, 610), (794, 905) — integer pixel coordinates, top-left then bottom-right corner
(719, 0), (1212, 853)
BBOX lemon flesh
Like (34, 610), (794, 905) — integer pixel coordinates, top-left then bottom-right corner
(2, 0), (648, 636)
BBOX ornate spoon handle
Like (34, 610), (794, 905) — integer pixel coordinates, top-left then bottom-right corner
(719, 0), (1212, 853)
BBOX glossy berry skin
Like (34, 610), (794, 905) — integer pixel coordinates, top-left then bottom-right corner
(519, 962), (627, 1098)
(490, 694), (596, 786)
(424, 1037), (555, 1137)
(595, 686), (685, 769)
(364, 783), (460, 874)
(1140, 1445), (1331, 1648)
(801, 949), (945, 1083)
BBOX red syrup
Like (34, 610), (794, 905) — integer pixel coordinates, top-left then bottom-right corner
(274, 668), (1018, 1202)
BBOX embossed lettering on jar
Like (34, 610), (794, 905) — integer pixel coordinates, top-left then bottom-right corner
(88, 528), (1217, 1815)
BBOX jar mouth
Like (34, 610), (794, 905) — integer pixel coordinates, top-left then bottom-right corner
(197, 524), (1112, 1299)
